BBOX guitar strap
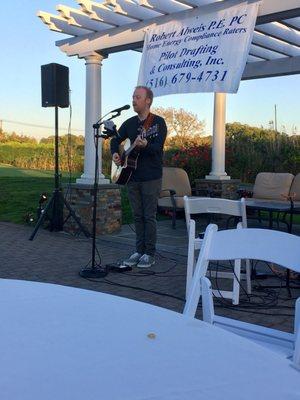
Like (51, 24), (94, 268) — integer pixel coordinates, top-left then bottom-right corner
(141, 113), (154, 138)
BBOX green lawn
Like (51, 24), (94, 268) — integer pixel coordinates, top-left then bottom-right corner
(0, 164), (79, 224)
(0, 164), (134, 225)
(0, 164), (55, 178)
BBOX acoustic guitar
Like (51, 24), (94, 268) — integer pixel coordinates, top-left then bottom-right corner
(111, 120), (158, 185)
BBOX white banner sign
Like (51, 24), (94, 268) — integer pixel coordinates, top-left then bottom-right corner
(138, 1), (260, 96)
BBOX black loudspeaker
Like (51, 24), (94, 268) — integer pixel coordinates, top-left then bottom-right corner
(41, 63), (69, 108)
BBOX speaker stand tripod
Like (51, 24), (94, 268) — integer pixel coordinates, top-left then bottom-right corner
(29, 106), (90, 241)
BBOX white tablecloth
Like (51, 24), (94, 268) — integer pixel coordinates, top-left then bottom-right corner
(0, 279), (298, 400)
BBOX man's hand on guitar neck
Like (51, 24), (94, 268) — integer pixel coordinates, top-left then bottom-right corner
(112, 153), (122, 166)
(134, 135), (147, 148)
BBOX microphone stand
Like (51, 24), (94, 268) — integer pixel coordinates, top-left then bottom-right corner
(79, 112), (120, 278)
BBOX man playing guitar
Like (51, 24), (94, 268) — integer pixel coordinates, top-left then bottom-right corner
(110, 86), (167, 268)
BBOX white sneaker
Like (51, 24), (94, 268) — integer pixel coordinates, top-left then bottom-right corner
(137, 254), (155, 268)
(123, 252), (142, 267)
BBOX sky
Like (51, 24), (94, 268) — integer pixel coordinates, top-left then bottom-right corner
(1, 0), (299, 140)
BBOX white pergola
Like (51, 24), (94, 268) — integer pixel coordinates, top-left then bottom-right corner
(38, 0), (300, 184)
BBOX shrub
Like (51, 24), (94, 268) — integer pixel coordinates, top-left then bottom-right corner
(164, 144), (211, 185)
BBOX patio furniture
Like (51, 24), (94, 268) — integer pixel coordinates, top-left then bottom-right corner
(184, 224), (300, 368)
(242, 172), (300, 226)
(184, 196), (251, 304)
(252, 172), (295, 201)
(158, 167), (194, 229)
(1, 279), (299, 399)
(245, 200), (293, 230)
(284, 172), (300, 229)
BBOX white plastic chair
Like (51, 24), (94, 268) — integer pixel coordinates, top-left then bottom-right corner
(184, 224), (300, 369)
(184, 196), (251, 304)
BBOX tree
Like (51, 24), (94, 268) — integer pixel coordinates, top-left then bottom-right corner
(152, 107), (205, 147)
(40, 134), (84, 146)
(0, 130), (37, 144)
(225, 122), (300, 181)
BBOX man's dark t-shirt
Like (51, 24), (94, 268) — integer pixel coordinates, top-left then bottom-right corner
(110, 114), (167, 182)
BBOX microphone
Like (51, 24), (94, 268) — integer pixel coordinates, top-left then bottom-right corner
(111, 104), (130, 114)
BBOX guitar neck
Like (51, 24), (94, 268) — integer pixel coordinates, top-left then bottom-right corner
(124, 142), (137, 157)
(123, 119), (158, 158)
(124, 130), (151, 157)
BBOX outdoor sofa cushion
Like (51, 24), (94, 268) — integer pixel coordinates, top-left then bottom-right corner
(252, 172), (294, 201)
(158, 167), (192, 209)
(157, 167), (193, 228)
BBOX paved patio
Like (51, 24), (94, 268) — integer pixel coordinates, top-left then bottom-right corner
(0, 215), (299, 333)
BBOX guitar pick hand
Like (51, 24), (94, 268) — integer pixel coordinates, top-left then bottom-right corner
(112, 153), (122, 166)
(134, 135), (147, 148)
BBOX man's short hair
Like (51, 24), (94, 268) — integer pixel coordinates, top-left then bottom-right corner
(135, 86), (154, 106)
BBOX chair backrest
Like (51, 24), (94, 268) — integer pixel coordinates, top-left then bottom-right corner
(160, 167), (191, 198)
(183, 196), (247, 230)
(205, 224), (300, 271)
(184, 224), (300, 317)
(290, 173), (300, 201)
(253, 172), (294, 200)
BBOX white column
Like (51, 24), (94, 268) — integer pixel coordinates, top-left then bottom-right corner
(206, 92), (230, 180)
(76, 53), (109, 185)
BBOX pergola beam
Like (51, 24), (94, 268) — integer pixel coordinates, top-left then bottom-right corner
(255, 22), (300, 49)
(56, 0), (300, 57)
(38, 11), (94, 35)
(249, 43), (283, 61)
(104, 0), (162, 20)
(139, 0), (190, 14)
(242, 54), (300, 79)
(57, 1), (221, 55)
(78, 0), (137, 25)
(56, 4), (114, 30)
(252, 31), (300, 57)
(256, 6), (300, 25)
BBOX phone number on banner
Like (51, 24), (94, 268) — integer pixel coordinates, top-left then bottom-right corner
(146, 70), (228, 88)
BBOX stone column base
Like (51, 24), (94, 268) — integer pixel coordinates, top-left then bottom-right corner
(205, 174), (231, 180)
(62, 183), (122, 236)
(194, 179), (241, 200)
(76, 177), (110, 185)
